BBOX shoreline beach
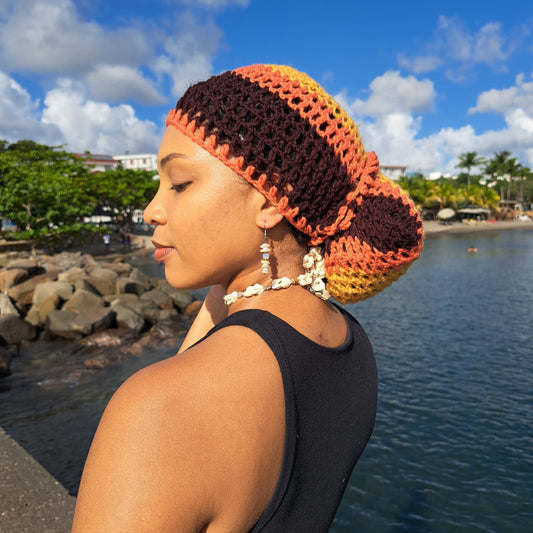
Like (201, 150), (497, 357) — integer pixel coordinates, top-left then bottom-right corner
(422, 219), (533, 236)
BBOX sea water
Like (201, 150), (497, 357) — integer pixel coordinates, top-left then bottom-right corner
(332, 229), (533, 532)
(1, 229), (532, 532)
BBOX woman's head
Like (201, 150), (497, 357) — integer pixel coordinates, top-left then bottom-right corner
(161, 64), (423, 303)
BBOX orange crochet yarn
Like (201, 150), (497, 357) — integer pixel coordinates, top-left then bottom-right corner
(166, 64), (424, 303)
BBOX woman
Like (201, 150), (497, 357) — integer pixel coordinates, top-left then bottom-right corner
(72, 65), (423, 532)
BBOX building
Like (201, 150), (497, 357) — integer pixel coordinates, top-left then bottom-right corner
(113, 153), (158, 172)
(380, 165), (407, 181)
(73, 153), (119, 172)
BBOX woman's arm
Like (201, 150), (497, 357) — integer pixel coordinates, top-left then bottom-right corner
(178, 285), (228, 353)
(71, 363), (215, 533)
(72, 326), (285, 533)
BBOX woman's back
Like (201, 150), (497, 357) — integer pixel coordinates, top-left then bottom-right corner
(208, 306), (377, 532)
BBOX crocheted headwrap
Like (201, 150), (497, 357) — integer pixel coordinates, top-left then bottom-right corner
(166, 64), (424, 304)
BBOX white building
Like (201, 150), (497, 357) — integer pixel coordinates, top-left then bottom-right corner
(73, 153), (119, 172)
(380, 165), (407, 181)
(113, 153), (158, 172)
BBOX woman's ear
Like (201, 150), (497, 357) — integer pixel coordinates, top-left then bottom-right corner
(255, 196), (284, 230)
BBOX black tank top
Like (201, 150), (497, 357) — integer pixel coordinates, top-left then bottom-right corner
(204, 306), (378, 532)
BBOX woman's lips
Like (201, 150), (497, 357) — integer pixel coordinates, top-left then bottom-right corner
(152, 241), (175, 262)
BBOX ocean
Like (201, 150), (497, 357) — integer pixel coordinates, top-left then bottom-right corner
(1, 228), (532, 532)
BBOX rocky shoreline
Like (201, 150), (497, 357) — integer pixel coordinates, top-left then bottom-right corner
(0, 248), (201, 378)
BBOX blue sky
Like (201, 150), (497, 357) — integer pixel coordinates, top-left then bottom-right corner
(1, 0), (532, 175)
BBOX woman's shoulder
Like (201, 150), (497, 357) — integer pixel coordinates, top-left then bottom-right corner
(120, 323), (281, 412)
(73, 325), (285, 531)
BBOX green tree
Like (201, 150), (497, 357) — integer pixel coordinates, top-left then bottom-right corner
(90, 167), (159, 228)
(457, 152), (486, 188)
(0, 141), (97, 242)
(484, 151), (511, 200)
(464, 184), (500, 210)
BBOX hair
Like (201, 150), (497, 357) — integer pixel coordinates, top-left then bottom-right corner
(166, 65), (424, 303)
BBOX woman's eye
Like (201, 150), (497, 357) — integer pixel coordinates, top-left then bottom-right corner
(170, 182), (190, 192)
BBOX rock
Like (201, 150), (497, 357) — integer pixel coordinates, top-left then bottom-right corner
(105, 261), (132, 275)
(25, 305), (42, 327)
(0, 293), (19, 317)
(80, 331), (123, 348)
(33, 281), (74, 306)
(73, 278), (101, 295)
(26, 293), (62, 327)
(72, 307), (116, 336)
(0, 268), (29, 292)
(49, 251), (85, 270)
(58, 267), (86, 284)
(104, 293), (140, 306)
(84, 355), (117, 369)
(129, 268), (151, 289)
(110, 302), (145, 333)
(90, 266), (119, 282)
(0, 314), (38, 344)
(106, 294), (155, 320)
(150, 278), (193, 312)
(86, 267), (119, 296)
(141, 289), (174, 309)
(157, 308), (180, 321)
(45, 310), (83, 340)
(143, 306), (180, 325)
(0, 342), (12, 377)
(40, 263), (63, 279)
(82, 253), (98, 267)
(117, 277), (148, 296)
(144, 318), (189, 344)
(63, 289), (106, 313)
(184, 300), (202, 317)
(7, 273), (58, 307)
(3, 259), (44, 275)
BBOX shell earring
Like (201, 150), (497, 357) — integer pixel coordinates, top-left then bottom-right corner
(260, 225), (271, 276)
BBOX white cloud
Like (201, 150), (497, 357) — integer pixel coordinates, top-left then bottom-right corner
(0, 70), (62, 144)
(464, 73), (533, 166)
(336, 71), (435, 117)
(469, 73), (533, 115)
(399, 16), (513, 78)
(473, 22), (509, 65)
(85, 66), (165, 105)
(336, 70), (533, 174)
(397, 54), (442, 74)
(0, 0), (150, 75)
(41, 79), (161, 154)
(154, 11), (222, 96)
(335, 72), (440, 171)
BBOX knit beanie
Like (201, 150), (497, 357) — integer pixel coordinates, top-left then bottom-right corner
(166, 64), (424, 304)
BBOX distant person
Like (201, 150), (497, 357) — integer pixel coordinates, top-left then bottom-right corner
(102, 233), (110, 249)
(73, 65), (423, 532)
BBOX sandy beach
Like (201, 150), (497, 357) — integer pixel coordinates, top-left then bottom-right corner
(422, 219), (533, 236)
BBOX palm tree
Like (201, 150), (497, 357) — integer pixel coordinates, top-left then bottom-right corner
(457, 152), (486, 188)
(484, 151), (511, 200)
(517, 165), (531, 203)
(504, 158), (522, 201)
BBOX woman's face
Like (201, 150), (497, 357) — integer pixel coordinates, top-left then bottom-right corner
(144, 126), (263, 291)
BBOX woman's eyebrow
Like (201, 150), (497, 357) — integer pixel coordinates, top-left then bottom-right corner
(159, 152), (193, 170)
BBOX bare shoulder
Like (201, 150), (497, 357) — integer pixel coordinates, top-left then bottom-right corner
(73, 325), (285, 533)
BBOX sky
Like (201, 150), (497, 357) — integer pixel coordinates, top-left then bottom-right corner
(0, 0), (532, 175)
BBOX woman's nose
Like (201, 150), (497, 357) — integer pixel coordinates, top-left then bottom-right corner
(143, 194), (167, 226)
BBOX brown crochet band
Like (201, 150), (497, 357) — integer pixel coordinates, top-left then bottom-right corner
(166, 64), (424, 303)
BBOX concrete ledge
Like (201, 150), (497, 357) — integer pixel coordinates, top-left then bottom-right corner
(0, 428), (75, 532)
